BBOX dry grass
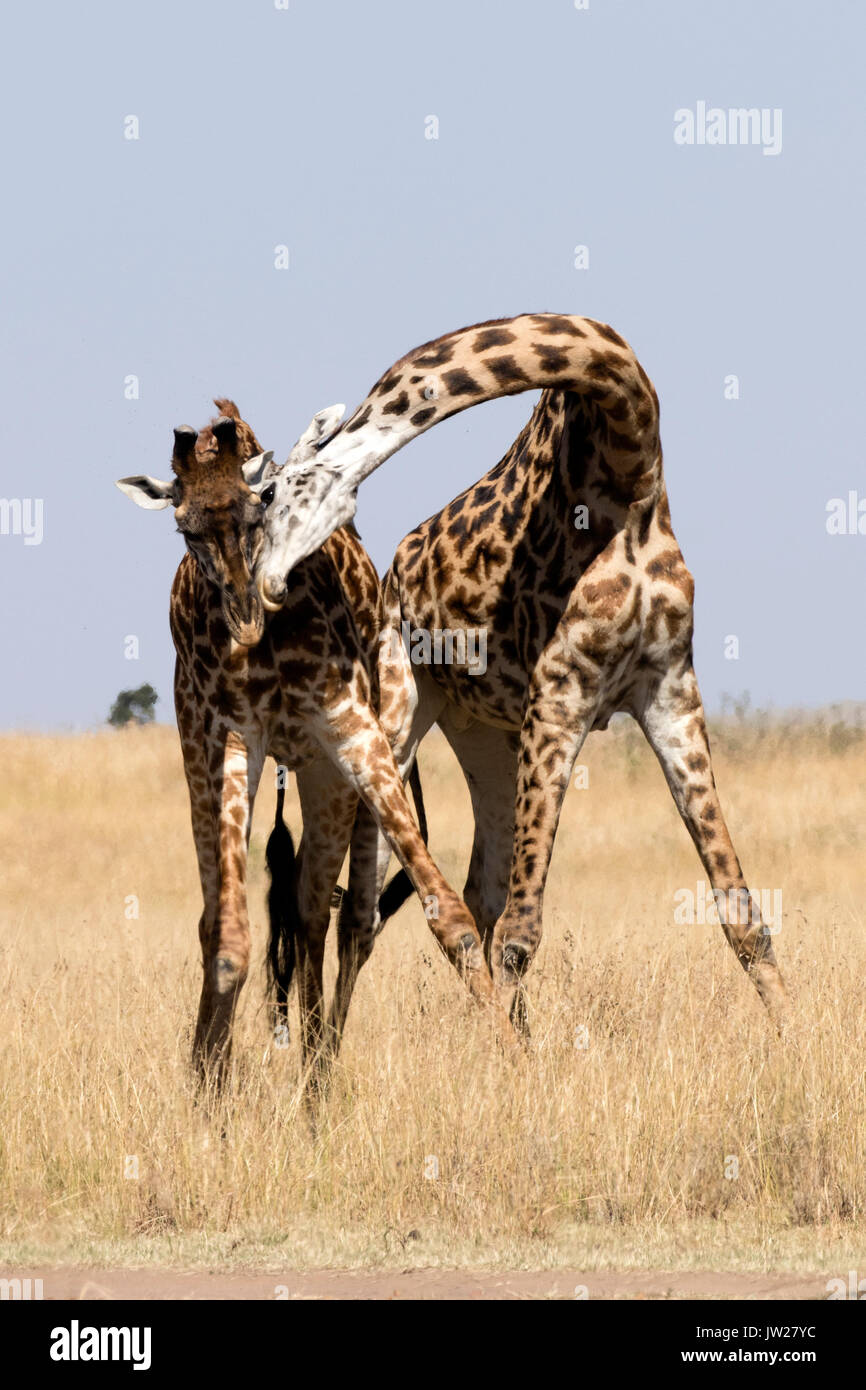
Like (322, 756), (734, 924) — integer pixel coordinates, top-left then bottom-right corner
(1, 714), (864, 1273)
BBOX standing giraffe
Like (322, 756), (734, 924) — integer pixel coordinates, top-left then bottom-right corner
(255, 314), (787, 1032)
(116, 399), (514, 1084)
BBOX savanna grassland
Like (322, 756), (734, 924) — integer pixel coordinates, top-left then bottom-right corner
(1, 713), (864, 1278)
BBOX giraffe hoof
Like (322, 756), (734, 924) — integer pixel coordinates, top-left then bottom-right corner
(502, 941), (531, 979)
(456, 932), (485, 973)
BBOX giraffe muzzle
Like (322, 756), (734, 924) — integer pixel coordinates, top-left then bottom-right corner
(259, 573), (288, 611)
(223, 586), (265, 647)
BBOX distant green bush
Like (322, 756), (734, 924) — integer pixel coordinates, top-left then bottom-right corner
(108, 684), (159, 727)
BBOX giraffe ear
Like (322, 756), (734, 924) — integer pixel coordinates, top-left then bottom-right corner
(115, 475), (176, 510)
(310, 403), (346, 442)
(242, 450), (275, 489)
(289, 404), (346, 464)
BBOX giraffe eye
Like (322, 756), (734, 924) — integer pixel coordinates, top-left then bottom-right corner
(260, 484), (275, 507)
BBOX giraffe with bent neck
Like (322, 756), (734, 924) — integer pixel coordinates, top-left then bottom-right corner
(256, 313), (787, 1031)
(116, 399), (516, 1085)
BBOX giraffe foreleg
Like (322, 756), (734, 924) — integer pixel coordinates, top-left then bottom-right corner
(175, 674), (223, 1083)
(192, 727), (263, 1084)
(316, 708), (516, 1043)
(636, 660), (788, 1024)
(439, 713), (519, 967)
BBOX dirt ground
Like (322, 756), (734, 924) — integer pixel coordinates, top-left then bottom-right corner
(12, 1266), (829, 1301)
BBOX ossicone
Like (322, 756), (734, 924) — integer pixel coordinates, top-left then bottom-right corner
(172, 424), (197, 468)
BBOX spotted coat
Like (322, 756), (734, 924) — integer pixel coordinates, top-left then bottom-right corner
(125, 402), (517, 1085)
(263, 316), (786, 1030)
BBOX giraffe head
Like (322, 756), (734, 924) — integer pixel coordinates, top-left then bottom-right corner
(116, 399), (273, 646)
(255, 402), (352, 610)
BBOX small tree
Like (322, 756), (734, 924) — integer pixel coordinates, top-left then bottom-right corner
(108, 683), (159, 727)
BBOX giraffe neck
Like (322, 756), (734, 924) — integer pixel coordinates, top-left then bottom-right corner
(254, 314), (664, 598)
(324, 313), (660, 492)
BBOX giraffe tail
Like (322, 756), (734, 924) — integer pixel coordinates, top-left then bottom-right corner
(377, 761), (429, 923)
(265, 783), (299, 1031)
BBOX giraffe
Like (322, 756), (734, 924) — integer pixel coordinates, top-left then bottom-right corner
(115, 399), (515, 1085)
(254, 313), (787, 1033)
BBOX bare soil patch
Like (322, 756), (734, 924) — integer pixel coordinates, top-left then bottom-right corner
(19, 1266), (827, 1301)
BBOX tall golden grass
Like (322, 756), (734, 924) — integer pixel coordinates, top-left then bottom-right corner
(1, 714), (864, 1272)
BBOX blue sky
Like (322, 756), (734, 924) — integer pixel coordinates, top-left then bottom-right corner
(1, 0), (863, 727)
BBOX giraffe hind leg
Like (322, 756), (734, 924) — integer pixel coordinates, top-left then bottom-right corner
(293, 760), (359, 1087)
(636, 660), (788, 1025)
